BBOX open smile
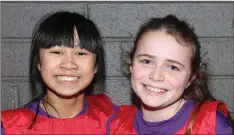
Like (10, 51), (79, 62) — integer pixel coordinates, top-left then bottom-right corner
(56, 76), (80, 82)
(143, 84), (167, 93)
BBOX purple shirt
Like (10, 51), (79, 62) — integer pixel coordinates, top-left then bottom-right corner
(134, 99), (233, 134)
(24, 98), (88, 117)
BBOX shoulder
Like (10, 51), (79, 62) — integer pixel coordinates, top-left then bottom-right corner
(1, 108), (40, 134)
(114, 105), (137, 122)
(2, 108), (34, 118)
(193, 100), (232, 134)
(198, 100), (228, 116)
(118, 105), (138, 113)
(215, 110), (233, 134)
(2, 108), (35, 123)
(86, 94), (113, 108)
(24, 98), (40, 111)
(109, 105), (137, 134)
(197, 100), (229, 122)
(86, 94), (112, 103)
(1, 108), (35, 129)
(85, 94), (115, 116)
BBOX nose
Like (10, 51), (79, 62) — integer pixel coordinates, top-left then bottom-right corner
(149, 66), (165, 82)
(60, 54), (78, 70)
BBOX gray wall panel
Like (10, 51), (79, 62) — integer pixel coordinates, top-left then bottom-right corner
(1, 3), (85, 37)
(2, 81), (34, 110)
(208, 77), (234, 111)
(2, 43), (30, 76)
(89, 3), (233, 37)
(105, 79), (133, 105)
(2, 82), (18, 110)
(199, 38), (233, 75)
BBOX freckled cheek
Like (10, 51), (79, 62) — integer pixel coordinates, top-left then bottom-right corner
(131, 66), (150, 80)
(167, 75), (187, 91)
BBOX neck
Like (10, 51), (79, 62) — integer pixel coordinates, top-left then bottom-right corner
(41, 92), (85, 118)
(141, 99), (186, 122)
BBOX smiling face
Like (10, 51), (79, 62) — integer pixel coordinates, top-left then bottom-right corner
(130, 30), (196, 110)
(37, 30), (97, 98)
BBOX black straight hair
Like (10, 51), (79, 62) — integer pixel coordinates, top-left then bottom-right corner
(30, 11), (105, 96)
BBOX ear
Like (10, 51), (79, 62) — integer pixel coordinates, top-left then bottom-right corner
(129, 65), (133, 73)
(37, 62), (41, 71)
(186, 73), (197, 88)
(94, 65), (98, 73)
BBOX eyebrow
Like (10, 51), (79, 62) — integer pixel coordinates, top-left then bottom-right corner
(136, 54), (185, 68)
(166, 59), (185, 68)
(136, 54), (155, 59)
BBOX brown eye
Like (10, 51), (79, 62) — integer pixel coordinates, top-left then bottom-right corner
(76, 52), (87, 55)
(51, 51), (61, 54)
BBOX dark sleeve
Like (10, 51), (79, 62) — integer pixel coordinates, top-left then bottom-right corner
(215, 110), (233, 134)
(1, 122), (5, 135)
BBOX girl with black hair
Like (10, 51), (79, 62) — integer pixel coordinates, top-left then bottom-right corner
(1, 11), (117, 134)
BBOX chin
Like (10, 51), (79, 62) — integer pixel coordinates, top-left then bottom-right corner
(140, 99), (159, 109)
(53, 90), (85, 99)
(141, 100), (156, 108)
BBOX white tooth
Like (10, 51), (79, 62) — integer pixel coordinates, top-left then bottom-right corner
(145, 85), (165, 93)
(57, 76), (79, 81)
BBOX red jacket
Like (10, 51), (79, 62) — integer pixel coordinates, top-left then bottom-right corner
(110, 100), (228, 134)
(1, 95), (115, 134)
